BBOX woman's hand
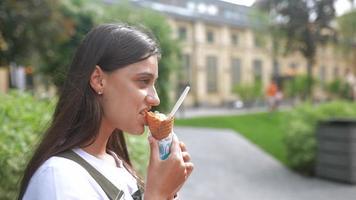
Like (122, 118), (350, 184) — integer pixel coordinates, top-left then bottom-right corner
(144, 134), (194, 200)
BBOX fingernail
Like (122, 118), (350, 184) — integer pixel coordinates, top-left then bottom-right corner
(147, 135), (154, 143)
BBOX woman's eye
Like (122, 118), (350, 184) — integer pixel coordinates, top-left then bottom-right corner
(138, 79), (151, 87)
(141, 79), (150, 84)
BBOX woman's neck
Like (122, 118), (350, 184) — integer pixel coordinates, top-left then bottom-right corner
(82, 120), (114, 160)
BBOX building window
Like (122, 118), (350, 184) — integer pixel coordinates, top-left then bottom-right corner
(254, 36), (263, 48)
(231, 33), (239, 46)
(273, 60), (280, 76)
(206, 56), (218, 93)
(206, 31), (214, 43)
(253, 59), (263, 82)
(333, 66), (339, 79)
(231, 58), (241, 90)
(178, 26), (187, 41)
(289, 62), (298, 69)
(289, 62), (298, 75)
(207, 5), (218, 15)
(319, 66), (326, 84)
(181, 54), (191, 84)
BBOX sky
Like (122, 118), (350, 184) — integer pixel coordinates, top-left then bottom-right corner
(220, 0), (354, 16)
(334, 0), (354, 15)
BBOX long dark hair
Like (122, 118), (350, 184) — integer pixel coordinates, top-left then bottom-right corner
(18, 23), (160, 199)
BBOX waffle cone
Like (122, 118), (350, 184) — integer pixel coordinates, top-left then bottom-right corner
(146, 111), (174, 140)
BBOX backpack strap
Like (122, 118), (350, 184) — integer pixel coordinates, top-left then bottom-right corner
(131, 185), (144, 200)
(56, 150), (124, 200)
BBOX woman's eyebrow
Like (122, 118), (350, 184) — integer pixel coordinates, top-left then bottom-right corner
(137, 72), (158, 79)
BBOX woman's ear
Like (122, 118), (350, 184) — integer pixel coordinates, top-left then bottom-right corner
(90, 65), (105, 95)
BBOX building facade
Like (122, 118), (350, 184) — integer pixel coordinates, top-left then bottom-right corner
(134, 0), (349, 107)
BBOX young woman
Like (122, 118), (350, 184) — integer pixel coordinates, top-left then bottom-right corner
(18, 24), (193, 200)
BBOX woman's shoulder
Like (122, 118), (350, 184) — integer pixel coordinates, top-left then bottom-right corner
(23, 156), (105, 199)
(37, 155), (88, 175)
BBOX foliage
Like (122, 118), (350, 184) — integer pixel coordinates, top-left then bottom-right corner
(283, 75), (316, 99)
(126, 131), (149, 178)
(248, 9), (270, 49)
(337, 10), (356, 47)
(284, 101), (356, 175)
(0, 91), (54, 199)
(0, 0), (67, 67)
(233, 80), (263, 102)
(39, 0), (96, 87)
(337, 10), (356, 69)
(249, 7), (286, 56)
(255, 0), (337, 97)
(176, 101), (356, 176)
(325, 78), (350, 99)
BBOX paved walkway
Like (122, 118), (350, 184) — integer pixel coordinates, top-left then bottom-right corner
(175, 104), (292, 119)
(176, 127), (356, 200)
(175, 106), (269, 119)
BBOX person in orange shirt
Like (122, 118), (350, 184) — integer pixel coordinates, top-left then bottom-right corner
(266, 79), (278, 112)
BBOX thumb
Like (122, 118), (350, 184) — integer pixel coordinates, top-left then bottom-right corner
(148, 135), (159, 161)
(169, 134), (181, 156)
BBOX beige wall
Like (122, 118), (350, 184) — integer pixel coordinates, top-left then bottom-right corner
(169, 17), (348, 106)
(0, 67), (8, 94)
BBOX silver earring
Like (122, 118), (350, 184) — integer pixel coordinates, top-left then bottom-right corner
(98, 91), (103, 95)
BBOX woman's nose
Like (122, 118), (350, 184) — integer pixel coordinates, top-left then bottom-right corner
(146, 88), (160, 106)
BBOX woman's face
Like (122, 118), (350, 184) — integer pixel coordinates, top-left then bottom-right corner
(100, 55), (160, 135)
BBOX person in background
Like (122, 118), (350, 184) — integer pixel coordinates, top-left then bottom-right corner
(345, 68), (356, 101)
(266, 79), (278, 112)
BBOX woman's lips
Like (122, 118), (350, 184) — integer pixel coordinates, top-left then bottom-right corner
(140, 109), (148, 125)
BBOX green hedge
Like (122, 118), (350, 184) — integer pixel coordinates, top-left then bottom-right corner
(126, 133), (149, 178)
(233, 80), (263, 102)
(284, 101), (356, 175)
(0, 91), (54, 199)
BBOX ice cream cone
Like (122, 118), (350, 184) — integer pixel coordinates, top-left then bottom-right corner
(146, 111), (174, 140)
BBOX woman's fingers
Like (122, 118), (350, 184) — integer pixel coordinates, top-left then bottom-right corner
(176, 140), (193, 179)
(148, 135), (159, 162)
(181, 152), (191, 162)
(185, 162), (194, 179)
(170, 134), (181, 155)
(179, 141), (186, 152)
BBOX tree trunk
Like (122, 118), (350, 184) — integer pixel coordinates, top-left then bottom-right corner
(306, 59), (313, 100)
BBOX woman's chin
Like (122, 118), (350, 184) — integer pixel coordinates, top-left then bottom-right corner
(127, 127), (145, 135)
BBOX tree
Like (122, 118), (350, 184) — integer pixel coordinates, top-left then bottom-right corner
(0, 0), (66, 67)
(39, 0), (96, 87)
(337, 10), (356, 71)
(255, 0), (337, 98)
(249, 8), (286, 80)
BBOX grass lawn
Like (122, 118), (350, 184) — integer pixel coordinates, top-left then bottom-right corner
(175, 111), (288, 165)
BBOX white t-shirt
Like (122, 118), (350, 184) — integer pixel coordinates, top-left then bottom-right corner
(23, 148), (140, 200)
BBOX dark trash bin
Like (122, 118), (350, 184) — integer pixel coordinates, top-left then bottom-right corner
(316, 118), (356, 184)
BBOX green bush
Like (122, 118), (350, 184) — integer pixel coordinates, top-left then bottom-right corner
(233, 80), (263, 102)
(126, 131), (149, 178)
(284, 75), (316, 99)
(284, 101), (356, 175)
(325, 79), (350, 99)
(0, 91), (54, 199)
